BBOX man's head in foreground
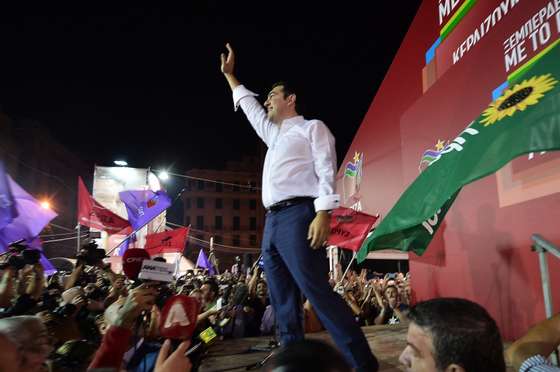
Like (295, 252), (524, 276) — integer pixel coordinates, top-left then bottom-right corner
(399, 298), (505, 372)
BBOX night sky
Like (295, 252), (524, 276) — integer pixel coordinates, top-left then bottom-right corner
(1, 3), (421, 173)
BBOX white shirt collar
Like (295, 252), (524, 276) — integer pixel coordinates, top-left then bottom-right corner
(280, 115), (304, 127)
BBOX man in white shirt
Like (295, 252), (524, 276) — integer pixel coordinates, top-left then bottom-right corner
(220, 43), (378, 371)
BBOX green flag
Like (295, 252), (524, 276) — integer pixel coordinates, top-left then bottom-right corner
(357, 42), (560, 263)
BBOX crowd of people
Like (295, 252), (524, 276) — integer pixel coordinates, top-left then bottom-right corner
(0, 239), (413, 371)
(0, 243), (559, 371)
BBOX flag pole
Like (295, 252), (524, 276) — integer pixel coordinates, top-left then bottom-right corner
(336, 251), (357, 289)
(106, 188), (186, 256)
(76, 224), (81, 255)
(208, 236), (220, 275)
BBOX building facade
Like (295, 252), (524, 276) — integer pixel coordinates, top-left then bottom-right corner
(182, 157), (264, 271)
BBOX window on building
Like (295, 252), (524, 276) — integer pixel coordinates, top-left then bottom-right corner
(214, 236), (223, 244)
(197, 180), (204, 190)
(233, 199), (240, 210)
(233, 182), (240, 192)
(233, 216), (240, 230)
(185, 216), (191, 226)
(215, 215), (223, 230)
(233, 235), (240, 247)
(250, 217), (257, 231)
(196, 216), (204, 230)
(185, 198), (191, 209)
(215, 198), (223, 209)
(249, 199), (257, 210)
(250, 181), (257, 190)
(250, 234), (257, 246)
(197, 197), (204, 208)
(216, 182), (223, 192)
(186, 180), (193, 190)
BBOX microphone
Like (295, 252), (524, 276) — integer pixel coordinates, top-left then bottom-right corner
(122, 248), (150, 281)
(159, 294), (200, 340)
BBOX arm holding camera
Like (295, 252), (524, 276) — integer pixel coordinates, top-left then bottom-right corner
(248, 266), (260, 298)
(89, 283), (157, 370)
(0, 268), (16, 307)
(25, 263), (45, 300)
(64, 262), (84, 290)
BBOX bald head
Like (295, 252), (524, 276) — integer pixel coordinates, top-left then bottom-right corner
(0, 333), (21, 372)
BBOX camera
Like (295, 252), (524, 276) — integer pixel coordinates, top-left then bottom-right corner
(0, 241), (42, 270)
(52, 303), (77, 319)
(335, 285), (345, 295)
(76, 241), (106, 266)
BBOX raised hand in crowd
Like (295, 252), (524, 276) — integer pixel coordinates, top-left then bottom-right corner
(0, 268), (16, 307)
(110, 283), (158, 329)
(154, 339), (192, 372)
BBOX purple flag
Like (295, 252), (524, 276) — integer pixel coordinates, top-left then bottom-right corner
(196, 249), (215, 275)
(0, 176), (57, 251)
(0, 162), (18, 230)
(119, 190), (172, 230)
(117, 231), (137, 256)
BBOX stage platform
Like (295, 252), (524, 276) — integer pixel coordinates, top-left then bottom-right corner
(200, 324), (514, 371)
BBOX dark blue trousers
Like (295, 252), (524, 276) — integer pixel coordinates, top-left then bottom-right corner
(262, 200), (378, 371)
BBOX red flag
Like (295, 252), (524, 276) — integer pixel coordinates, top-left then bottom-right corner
(77, 177), (130, 233)
(327, 207), (379, 252)
(145, 227), (189, 256)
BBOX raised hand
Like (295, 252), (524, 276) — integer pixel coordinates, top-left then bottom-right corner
(155, 339), (192, 372)
(220, 43), (235, 75)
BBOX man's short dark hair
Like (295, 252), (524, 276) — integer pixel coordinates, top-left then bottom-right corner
(407, 298), (505, 372)
(271, 81), (301, 112)
(202, 279), (219, 298)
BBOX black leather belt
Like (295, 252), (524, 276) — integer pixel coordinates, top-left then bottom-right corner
(266, 197), (314, 213)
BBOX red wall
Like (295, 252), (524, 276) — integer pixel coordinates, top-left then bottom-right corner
(338, 0), (560, 340)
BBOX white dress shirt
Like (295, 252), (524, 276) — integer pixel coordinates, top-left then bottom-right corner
(233, 85), (340, 212)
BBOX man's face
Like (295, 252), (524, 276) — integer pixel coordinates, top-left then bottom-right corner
(399, 322), (438, 372)
(385, 286), (398, 306)
(264, 85), (292, 123)
(256, 282), (267, 298)
(21, 321), (53, 372)
(200, 284), (215, 303)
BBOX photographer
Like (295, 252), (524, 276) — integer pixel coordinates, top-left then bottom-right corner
(1, 262), (45, 318)
(88, 282), (158, 370)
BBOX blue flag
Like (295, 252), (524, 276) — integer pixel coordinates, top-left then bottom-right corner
(196, 249), (215, 275)
(0, 162), (18, 230)
(119, 190), (172, 230)
(0, 176), (57, 251)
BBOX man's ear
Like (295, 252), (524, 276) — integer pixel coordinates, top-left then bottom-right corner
(287, 94), (297, 107)
(444, 364), (466, 372)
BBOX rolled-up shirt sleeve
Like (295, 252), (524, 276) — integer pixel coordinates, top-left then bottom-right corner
(233, 85), (277, 147)
(519, 355), (560, 371)
(309, 120), (340, 212)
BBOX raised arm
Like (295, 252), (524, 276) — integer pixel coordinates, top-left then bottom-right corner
(505, 313), (560, 370)
(220, 43), (240, 91)
(220, 43), (278, 146)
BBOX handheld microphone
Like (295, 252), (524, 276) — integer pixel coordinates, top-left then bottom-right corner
(159, 294), (200, 340)
(122, 248), (151, 281)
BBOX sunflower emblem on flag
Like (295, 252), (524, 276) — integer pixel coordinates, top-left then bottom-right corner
(481, 74), (558, 126)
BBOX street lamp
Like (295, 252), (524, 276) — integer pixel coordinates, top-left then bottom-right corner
(158, 170), (170, 181)
(114, 160), (128, 166)
(40, 201), (51, 209)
